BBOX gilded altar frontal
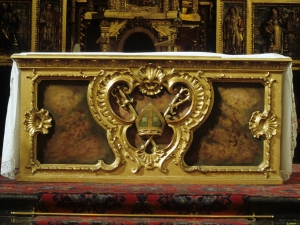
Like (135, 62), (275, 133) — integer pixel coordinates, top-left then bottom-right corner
(14, 52), (290, 184)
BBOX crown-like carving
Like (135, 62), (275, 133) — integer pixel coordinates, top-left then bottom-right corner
(135, 103), (166, 137)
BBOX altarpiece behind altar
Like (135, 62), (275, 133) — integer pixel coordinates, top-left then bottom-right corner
(1, 0), (300, 68)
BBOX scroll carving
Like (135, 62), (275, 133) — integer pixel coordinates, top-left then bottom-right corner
(88, 63), (213, 173)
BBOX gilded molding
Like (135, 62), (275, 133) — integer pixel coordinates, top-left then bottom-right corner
(26, 159), (41, 174)
(14, 58), (288, 72)
(22, 67), (278, 176)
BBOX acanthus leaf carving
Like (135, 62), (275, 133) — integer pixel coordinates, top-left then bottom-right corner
(88, 64), (212, 173)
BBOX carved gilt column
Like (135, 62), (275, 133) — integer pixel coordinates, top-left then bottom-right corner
(192, 0), (198, 13)
(164, 0), (169, 12)
(171, 32), (178, 51)
(120, 0), (126, 12)
(100, 21), (110, 52)
(107, 0), (116, 10)
(170, 0), (179, 11)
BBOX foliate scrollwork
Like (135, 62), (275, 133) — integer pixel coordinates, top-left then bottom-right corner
(91, 70), (139, 126)
(24, 108), (52, 136)
(249, 111), (278, 140)
(88, 64), (213, 173)
(164, 70), (213, 127)
(26, 159), (41, 174)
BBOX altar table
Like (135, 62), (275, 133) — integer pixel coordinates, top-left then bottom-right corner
(0, 52), (297, 185)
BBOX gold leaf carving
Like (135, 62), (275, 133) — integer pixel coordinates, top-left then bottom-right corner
(88, 64), (213, 173)
(26, 159), (41, 174)
(24, 108), (52, 136)
(249, 111), (278, 140)
(137, 63), (165, 96)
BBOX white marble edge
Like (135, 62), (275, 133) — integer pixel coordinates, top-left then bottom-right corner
(13, 52), (291, 60)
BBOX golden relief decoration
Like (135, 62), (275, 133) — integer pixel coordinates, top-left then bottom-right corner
(180, 71), (277, 176)
(248, 72), (278, 140)
(249, 111), (278, 140)
(26, 79), (118, 172)
(88, 63), (213, 173)
(22, 64), (278, 177)
(24, 108), (52, 136)
(14, 53), (291, 184)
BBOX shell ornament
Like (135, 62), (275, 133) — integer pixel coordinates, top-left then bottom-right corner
(249, 111), (278, 140)
(24, 108), (52, 136)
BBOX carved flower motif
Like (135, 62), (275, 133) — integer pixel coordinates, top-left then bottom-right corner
(24, 108), (52, 136)
(249, 111), (278, 140)
(138, 64), (165, 96)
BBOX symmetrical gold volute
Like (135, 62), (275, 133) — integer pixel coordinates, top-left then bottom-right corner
(88, 63), (212, 172)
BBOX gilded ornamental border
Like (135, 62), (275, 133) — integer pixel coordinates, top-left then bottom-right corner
(23, 65), (278, 178)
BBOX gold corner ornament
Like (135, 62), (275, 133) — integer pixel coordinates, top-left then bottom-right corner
(26, 158), (41, 174)
(24, 108), (52, 136)
(88, 63), (213, 173)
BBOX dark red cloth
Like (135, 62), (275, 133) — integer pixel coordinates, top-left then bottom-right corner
(1, 164), (300, 197)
